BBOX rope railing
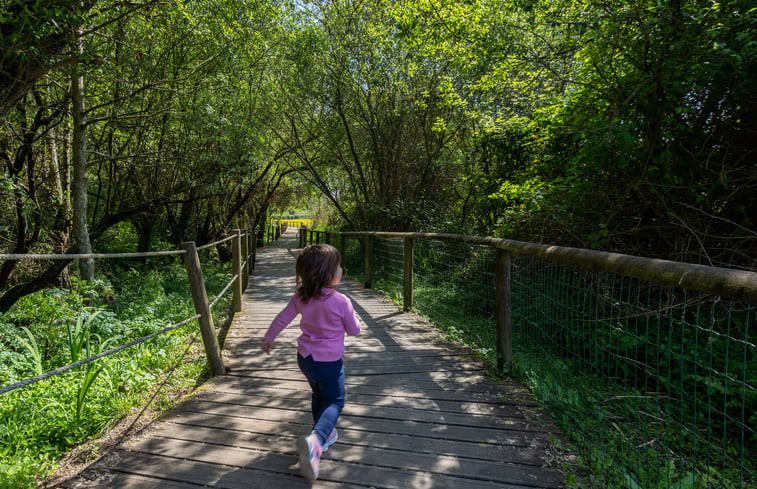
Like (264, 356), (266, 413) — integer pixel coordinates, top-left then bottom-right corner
(1, 227), (275, 395)
(209, 273), (239, 311)
(303, 227), (756, 489)
(196, 235), (235, 251)
(0, 314), (201, 396)
(0, 250), (186, 260)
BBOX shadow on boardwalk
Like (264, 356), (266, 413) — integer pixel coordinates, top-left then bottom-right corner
(54, 229), (572, 489)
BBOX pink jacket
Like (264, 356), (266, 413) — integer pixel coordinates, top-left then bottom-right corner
(264, 288), (361, 361)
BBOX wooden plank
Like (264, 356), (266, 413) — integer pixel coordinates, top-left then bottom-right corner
(215, 374), (535, 403)
(227, 346), (471, 361)
(149, 422), (551, 466)
(192, 389), (548, 421)
(122, 437), (558, 489)
(97, 450), (351, 489)
(228, 362), (487, 377)
(159, 407), (553, 448)
(227, 354), (487, 371)
(59, 472), (204, 489)
(180, 394), (558, 432)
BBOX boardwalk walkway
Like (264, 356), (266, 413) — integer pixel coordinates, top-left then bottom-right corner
(58, 230), (570, 488)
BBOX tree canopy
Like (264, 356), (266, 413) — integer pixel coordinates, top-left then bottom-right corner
(1, 0), (755, 308)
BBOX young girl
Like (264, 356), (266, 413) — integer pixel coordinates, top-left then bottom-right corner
(260, 243), (361, 481)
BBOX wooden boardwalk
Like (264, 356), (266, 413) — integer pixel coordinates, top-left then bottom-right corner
(58, 230), (570, 488)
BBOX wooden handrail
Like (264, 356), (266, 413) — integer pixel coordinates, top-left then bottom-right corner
(336, 231), (757, 304)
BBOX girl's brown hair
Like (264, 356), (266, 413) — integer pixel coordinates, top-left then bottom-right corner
(296, 244), (341, 302)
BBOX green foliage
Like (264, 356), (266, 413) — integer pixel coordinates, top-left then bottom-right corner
(66, 310), (102, 364)
(0, 459), (37, 489)
(0, 258), (234, 484)
(18, 327), (43, 377)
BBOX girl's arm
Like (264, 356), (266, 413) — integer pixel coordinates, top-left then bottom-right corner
(342, 298), (361, 336)
(261, 295), (299, 353)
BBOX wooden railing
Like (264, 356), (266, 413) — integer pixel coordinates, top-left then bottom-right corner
(299, 227), (756, 488)
(300, 228), (757, 368)
(0, 226), (283, 395)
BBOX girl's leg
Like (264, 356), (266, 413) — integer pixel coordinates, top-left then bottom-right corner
(312, 363), (344, 443)
(297, 354), (345, 445)
(299, 354), (325, 423)
(305, 378), (323, 424)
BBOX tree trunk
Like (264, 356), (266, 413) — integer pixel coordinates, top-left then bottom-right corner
(71, 26), (94, 281)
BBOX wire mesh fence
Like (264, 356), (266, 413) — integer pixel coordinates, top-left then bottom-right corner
(511, 255), (754, 488)
(371, 237), (405, 303)
(412, 240), (497, 361)
(325, 230), (755, 489)
(342, 236), (364, 284)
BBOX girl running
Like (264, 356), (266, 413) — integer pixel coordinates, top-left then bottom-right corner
(261, 243), (361, 480)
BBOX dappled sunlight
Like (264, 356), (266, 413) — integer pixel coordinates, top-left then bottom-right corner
(65, 230), (568, 487)
(431, 455), (462, 473)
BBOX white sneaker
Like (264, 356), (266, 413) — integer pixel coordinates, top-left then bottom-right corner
(297, 432), (322, 481)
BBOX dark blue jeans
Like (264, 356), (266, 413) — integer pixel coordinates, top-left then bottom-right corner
(297, 353), (345, 446)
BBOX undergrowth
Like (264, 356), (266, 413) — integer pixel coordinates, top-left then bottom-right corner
(0, 258), (233, 487)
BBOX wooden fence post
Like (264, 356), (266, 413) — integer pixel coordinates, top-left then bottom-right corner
(339, 234), (346, 263)
(364, 234), (373, 289)
(403, 237), (414, 311)
(241, 229), (249, 290)
(232, 229), (243, 313)
(248, 231), (254, 271)
(252, 229), (258, 270)
(309, 229), (313, 245)
(181, 241), (225, 376)
(495, 248), (513, 369)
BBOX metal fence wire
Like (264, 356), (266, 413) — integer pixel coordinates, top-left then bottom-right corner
(335, 233), (754, 489)
(341, 236), (364, 284)
(511, 256), (754, 489)
(371, 237), (405, 302)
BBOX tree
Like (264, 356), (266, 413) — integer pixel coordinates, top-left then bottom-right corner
(71, 24), (93, 279)
(274, 0), (470, 231)
(1, 0), (294, 310)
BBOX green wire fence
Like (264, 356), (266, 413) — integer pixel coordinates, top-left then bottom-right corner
(302, 228), (755, 489)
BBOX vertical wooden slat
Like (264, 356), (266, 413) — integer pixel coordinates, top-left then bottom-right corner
(404, 237), (414, 311)
(495, 248), (513, 369)
(241, 229), (249, 289)
(364, 234), (373, 289)
(181, 241), (224, 376)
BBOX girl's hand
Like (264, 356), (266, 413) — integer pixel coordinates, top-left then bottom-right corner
(260, 340), (274, 354)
